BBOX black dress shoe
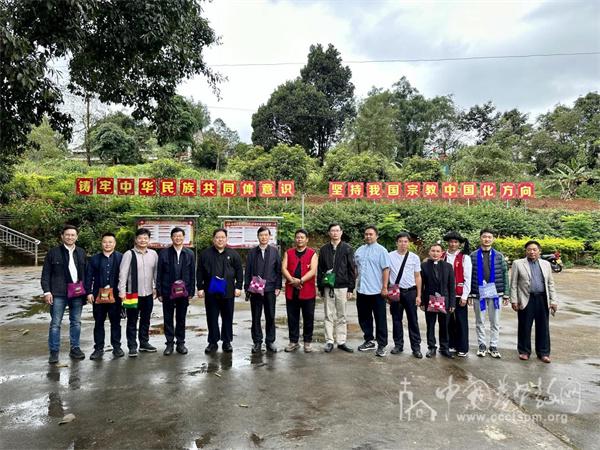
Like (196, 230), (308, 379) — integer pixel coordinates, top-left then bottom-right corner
(412, 351), (423, 359)
(205, 343), (218, 354)
(139, 342), (157, 353)
(337, 343), (354, 353)
(69, 347), (85, 360)
(164, 344), (174, 356)
(90, 349), (104, 360)
(112, 347), (125, 358)
(176, 344), (188, 355)
(426, 348), (436, 358)
(266, 343), (278, 353)
(440, 350), (454, 359)
(48, 351), (59, 364)
(222, 342), (233, 353)
(251, 343), (262, 354)
(324, 343), (334, 353)
(390, 345), (403, 354)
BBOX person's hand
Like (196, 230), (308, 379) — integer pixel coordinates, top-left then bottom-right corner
(44, 293), (53, 305)
(275, 289), (281, 297)
(416, 296), (421, 307)
(87, 294), (94, 304)
(502, 296), (509, 306)
(449, 307), (455, 314)
(468, 298), (473, 306)
(459, 298), (467, 307)
(550, 304), (558, 314)
(234, 289), (241, 298)
(420, 305), (426, 311)
(347, 291), (353, 300)
(153, 289), (157, 299)
(511, 303), (519, 312)
(381, 287), (388, 298)
(158, 296), (163, 303)
(198, 289), (205, 298)
(119, 292), (125, 300)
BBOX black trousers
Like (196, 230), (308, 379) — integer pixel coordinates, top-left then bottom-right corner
(286, 298), (315, 343)
(390, 288), (421, 352)
(356, 293), (388, 347)
(205, 294), (235, 345)
(92, 300), (122, 350)
(425, 311), (449, 352)
(126, 295), (153, 350)
(162, 296), (189, 345)
(448, 298), (469, 353)
(250, 291), (276, 344)
(518, 292), (550, 357)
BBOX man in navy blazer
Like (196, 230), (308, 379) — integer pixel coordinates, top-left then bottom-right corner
(85, 232), (123, 360)
(156, 227), (196, 356)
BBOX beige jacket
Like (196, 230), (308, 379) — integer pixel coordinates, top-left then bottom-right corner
(510, 258), (558, 309)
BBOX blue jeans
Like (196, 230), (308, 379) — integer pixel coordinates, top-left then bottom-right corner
(48, 296), (83, 352)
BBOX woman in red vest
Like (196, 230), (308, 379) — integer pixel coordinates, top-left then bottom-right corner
(282, 229), (318, 353)
(443, 231), (472, 357)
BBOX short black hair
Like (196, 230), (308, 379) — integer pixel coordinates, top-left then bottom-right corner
(102, 232), (116, 239)
(480, 228), (495, 237)
(213, 228), (228, 237)
(328, 223), (342, 231)
(171, 227), (185, 237)
(62, 224), (78, 234)
(295, 228), (308, 237)
(136, 228), (151, 238)
(429, 243), (444, 251)
(364, 225), (378, 235)
(524, 240), (541, 250)
(257, 226), (271, 236)
(396, 232), (410, 241)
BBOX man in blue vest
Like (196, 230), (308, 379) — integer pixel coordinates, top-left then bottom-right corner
(469, 228), (509, 358)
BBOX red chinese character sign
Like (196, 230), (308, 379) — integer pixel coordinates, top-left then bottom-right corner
(422, 182), (439, 199)
(159, 178), (177, 196)
(347, 182), (363, 199)
(220, 180), (237, 198)
(460, 182), (477, 199)
(240, 181), (257, 198)
(138, 178), (157, 196)
(259, 181), (276, 198)
(200, 180), (218, 197)
(518, 182), (535, 199)
(366, 182), (383, 200)
(328, 182), (346, 199)
(385, 182), (402, 199)
(278, 180), (295, 198)
(404, 182), (421, 199)
(117, 178), (135, 195)
(96, 177), (114, 195)
(500, 183), (516, 200)
(75, 178), (93, 195)
(441, 182), (458, 199)
(479, 182), (496, 200)
(179, 179), (197, 197)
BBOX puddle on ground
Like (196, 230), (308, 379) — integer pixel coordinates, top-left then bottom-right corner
(563, 307), (594, 316)
(6, 300), (48, 319)
(47, 392), (64, 418)
(282, 427), (319, 440)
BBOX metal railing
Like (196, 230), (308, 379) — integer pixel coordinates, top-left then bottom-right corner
(0, 224), (42, 266)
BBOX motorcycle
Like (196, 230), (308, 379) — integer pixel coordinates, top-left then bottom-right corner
(542, 251), (563, 273)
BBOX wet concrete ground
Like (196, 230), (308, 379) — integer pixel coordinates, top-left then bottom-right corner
(0, 267), (599, 449)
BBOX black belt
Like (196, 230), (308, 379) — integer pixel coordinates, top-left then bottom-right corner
(400, 286), (417, 292)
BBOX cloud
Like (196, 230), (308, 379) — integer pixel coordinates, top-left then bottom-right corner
(179, 0), (600, 142)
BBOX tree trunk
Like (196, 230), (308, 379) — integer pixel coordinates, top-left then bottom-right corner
(84, 96), (91, 166)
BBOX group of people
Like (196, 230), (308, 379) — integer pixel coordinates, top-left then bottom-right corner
(40, 223), (558, 365)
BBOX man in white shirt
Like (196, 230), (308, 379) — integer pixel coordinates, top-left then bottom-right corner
(388, 232), (423, 359)
(443, 231), (472, 357)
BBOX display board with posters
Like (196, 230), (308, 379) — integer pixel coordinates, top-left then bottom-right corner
(222, 219), (279, 249)
(136, 218), (195, 248)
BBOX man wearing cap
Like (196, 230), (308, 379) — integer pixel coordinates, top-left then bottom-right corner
(510, 240), (558, 363)
(443, 231), (472, 357)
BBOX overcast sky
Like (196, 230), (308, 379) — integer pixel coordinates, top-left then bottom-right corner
(179, 0), (600, 143)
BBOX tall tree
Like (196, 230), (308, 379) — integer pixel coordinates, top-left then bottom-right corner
(459, 101), (501, 144)
(0, 0), (219, 194)
(300, 43), (355, 160)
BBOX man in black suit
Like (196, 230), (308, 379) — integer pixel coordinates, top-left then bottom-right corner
(157, 227), (196, 356)
(41, 224), (88, 364)
(420, 243), (456, 358)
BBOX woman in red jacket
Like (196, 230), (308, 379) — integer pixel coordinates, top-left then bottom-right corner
(282, 229), (318, 353)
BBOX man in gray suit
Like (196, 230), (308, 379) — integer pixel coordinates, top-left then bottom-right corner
(510, 240), (558, 363)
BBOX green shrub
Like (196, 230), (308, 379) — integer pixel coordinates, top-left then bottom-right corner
(494, 236), (585, 263)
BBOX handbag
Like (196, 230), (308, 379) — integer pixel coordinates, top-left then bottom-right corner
(170, 280), (189, 299)
(208, 276), (227, 295)
(427, 293), (447, 314)
(248, 275), (266, 295)
(96, 287), (115, 304)
(67, 281), (85, 299)
(322, 270), (336, 288)
(388, 252), (409, 302)
(123, 292), (138, 309)
(478, 281), (498, 299)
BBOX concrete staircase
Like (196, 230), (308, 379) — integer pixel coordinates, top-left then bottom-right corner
(0, 224), (44, 266)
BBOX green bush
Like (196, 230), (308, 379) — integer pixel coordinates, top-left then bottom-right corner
(494, 236), (585, 263)
(560, 213), (599, 242)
